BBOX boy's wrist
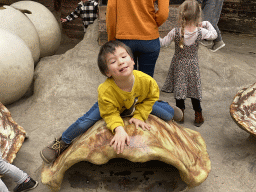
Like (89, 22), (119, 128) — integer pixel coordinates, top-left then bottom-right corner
(114, 126), (124, 133)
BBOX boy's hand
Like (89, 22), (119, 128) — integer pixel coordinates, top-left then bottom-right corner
(61, 18), (67, 23)
(110, 126), (130, 154)
(129, 118), (151, 131)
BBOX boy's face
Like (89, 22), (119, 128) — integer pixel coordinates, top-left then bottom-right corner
(105, 47), (135, 79)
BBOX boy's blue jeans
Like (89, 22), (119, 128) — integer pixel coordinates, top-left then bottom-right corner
(62, 100), (174, 144)
(117, 38), (160, 77)
(0, 153), (28, 191)
(201, 0), (224, 42)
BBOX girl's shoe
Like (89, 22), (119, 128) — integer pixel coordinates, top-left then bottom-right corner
(194, 111), (204, 127)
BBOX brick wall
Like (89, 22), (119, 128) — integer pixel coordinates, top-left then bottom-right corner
(219, 0), (256, 34)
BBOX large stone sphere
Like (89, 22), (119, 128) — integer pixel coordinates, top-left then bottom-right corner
(11, 1), (61, 58)
(0, 5), (40, 63)
(0, 28), (34, 105)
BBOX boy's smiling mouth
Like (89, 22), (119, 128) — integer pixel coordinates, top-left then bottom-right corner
(119, 66), (128, 72)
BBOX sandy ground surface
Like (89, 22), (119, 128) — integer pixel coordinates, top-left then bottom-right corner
(2, 21), (256, 192)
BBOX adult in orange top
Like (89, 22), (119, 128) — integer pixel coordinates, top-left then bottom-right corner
(106, 0), (169, 77)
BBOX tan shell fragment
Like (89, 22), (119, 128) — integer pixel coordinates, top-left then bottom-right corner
(230, 82), (256, 136)
(0, 102), (26, 163)
(41, 115), (211, 191)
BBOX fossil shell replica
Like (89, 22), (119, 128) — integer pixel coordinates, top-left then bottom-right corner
(41, 115), (211, 192)
(0, 102), (26, 163)
(230, 82), (256, 136)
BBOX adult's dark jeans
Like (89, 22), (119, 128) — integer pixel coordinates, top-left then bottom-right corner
(201, 0), (224, 42)
(176, 98), (202, 112)
(117, 38), (160, 77)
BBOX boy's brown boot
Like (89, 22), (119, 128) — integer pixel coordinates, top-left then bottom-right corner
(194, 111), (204, 127)
(40, 137), (69, 164)
(179, 109), (184, 123)
(173, 106), (184, 122)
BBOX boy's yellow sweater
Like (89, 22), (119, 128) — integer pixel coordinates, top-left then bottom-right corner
(98, 70), (159, 132)
(106, 0), (169, 41)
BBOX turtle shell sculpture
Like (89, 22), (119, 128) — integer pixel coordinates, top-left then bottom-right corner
(230, 82), (256, 136)
(0, 102), (26, 163)
(41, 115), (211, 192)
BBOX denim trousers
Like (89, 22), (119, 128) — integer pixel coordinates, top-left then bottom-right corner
(201, 0), (224, 42)
(62, 100), (174, 144)
(0, 153), (28, 192)
(117, 38), (160, 77)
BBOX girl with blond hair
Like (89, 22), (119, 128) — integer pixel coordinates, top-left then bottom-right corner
(160, 0), (217, 126)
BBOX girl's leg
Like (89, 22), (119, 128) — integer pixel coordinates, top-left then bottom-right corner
(176, 99), (185, 110)
(191, 98), (204, 127)
(62, 102), (102, 144)
(191, 98), (202, 112)
(0, 154), (28, 185)
(151, 101), (174, 121)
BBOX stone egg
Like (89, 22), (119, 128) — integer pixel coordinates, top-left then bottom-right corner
(0, 28), (34, 105)
(11, 1), (61, 58)
(0, 5), (40, 63)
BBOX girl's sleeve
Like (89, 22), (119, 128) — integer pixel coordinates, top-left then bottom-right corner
(201, 21), (218, 40)
(155, 0), (169, 27)
(159, 28), (175, 47)
(132, 79), (159, 121)
(106, 0), (117, 41)
(66, 5), (81, 21)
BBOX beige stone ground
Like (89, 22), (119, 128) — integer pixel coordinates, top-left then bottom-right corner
(3, 20), (256, 192)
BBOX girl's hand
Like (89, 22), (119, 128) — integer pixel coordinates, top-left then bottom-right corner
(110, 126), (130, 154)
(129, 118), (151, 131)
(61, 18), (67, 23)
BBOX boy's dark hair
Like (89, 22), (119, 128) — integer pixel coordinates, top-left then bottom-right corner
(98, 40), (134, 77)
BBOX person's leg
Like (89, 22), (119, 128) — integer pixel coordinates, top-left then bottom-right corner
(191, 98), (204, 127)
(151, 101), (174, 121)
(202, 0), (225, 51)
(137, 38), (160, 77)
(175, 99), (185, 123)
(176, 99), (185, 110)
(0, 154), (38, 192)
(191, 98), (202, 112)
(151, 100), (183, 123)
(0, 179), (9, 192)
(0, 154), (28, 185)
(62, 102), (102, 144)
(41, 102), (102, 163)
